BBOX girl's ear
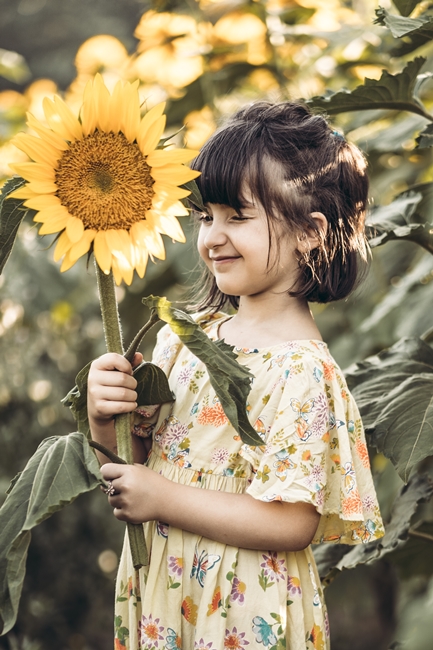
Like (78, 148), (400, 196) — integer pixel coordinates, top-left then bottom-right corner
(297, 212), (328, 252)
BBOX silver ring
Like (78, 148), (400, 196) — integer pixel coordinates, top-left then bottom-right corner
(104, 480), (117, 497)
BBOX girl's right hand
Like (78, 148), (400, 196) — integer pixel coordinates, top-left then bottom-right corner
(87, 352), (143, 425)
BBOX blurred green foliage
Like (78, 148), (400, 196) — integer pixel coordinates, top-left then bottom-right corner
(1, 0), (433, 648)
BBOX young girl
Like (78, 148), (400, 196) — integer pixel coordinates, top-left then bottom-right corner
(88, 102), (384, 650)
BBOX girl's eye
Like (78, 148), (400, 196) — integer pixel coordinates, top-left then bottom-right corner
(198, 213), (212, 223)
(231, 214), (248, 221)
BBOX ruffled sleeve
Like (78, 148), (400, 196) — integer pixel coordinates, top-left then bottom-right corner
(242, 351), (384, 545)
(131, 323), (182, 438)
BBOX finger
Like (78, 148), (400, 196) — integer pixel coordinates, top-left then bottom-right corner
(92, 353), (134, 375)
(113, 507), (127, 521)
(132, 352), (144, 369)
(101, 463), (124, 481)
(91, 370), (138, 390)
(92, 400), (137, 418)
(91, 385), (138, 403)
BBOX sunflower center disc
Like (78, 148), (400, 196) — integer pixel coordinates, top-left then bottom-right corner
(55, 131), (155, 230)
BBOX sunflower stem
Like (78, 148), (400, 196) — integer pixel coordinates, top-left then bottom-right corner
(95, 261), (149, 568)
(124, 310), (160, 363)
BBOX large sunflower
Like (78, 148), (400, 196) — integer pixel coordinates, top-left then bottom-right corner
(10, 74), (200, 285)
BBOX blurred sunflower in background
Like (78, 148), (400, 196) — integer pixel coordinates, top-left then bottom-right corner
(9, 74), (200, 285)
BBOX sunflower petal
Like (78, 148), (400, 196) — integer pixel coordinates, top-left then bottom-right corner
(27, 113), (69, 151)
(13, 133), (61, 168)
(33, 204), (70, 222)
(93, 231), (112, 273)
(137, 102), (166, 144)
(38, 215), (69, 234)
(108, 80), (123, 134)
(105, 229), (133, 268)
(60, 250), (77, 273)
(148, 211), (186, 242)
(24, 194), (62, 210)
(151, 164), (200, 185)
(24, 180), (58, 194)
(130, 221), (166, 260)
(134, 246), (148, 278)
(68, 229), (96, 262)
(54, 230), (73, 261)
(93, 74), (111, 133)
(10, 162), (55, 183)
(122, 81), (141, 143)
(53, 96), (83, 141)
(146, 148), (199, 167)
(138, 115), (166, 156)
(152, 198), (189, 217)
(80, 79), (97, 137)
(111, 249), (134, 285)
(111, 258), (123, 285)
(66, 216), (85, 243)
(43, 98), (80, 142)
(153, 182), (191, 200)
(7, 185), (38, 200)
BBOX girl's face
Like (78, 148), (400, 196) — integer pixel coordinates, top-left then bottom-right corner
(197, 191), (300, 301)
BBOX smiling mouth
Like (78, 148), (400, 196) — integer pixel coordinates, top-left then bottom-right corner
(211, 256), (240, 263)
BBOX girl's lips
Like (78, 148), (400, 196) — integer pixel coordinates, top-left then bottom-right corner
(211, 256), (240, 264)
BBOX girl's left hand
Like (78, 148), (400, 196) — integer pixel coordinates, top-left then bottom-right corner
(100, 463), (165, 524)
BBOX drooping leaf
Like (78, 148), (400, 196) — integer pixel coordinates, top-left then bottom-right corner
(307, 58), (431, 118)
(374, 7), (433, 38)
(142, 296), (263, 446)
(134, 361), (175, 405)
(366, 187), (433, 253)
(0, 433), (102, 635)
(181, 178), (205, 212)
(344, 337), (433, 482)
(393, 0), (424, 17)
(62, 359), (174, 438)
(0, 176), (32, 276)
(313, 473), (433, 585)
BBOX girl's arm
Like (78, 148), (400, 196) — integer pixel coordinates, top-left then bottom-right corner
(101, 463), (320, 552)
(87, 353), (149, 465)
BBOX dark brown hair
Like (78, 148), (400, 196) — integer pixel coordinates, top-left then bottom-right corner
(190, 101), (369, 311)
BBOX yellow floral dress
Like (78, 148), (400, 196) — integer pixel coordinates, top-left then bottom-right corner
(115, 312), (384, 650)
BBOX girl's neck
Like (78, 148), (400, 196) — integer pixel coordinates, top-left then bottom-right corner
(218, 294), (323, 348)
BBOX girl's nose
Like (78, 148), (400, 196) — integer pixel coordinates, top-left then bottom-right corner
(203, 221), (227, 249)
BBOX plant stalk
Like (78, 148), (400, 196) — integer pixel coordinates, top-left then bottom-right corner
(95, 261), (149, 568)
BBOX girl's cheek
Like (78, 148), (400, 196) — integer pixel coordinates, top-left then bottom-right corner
(197, 232), (209, 263)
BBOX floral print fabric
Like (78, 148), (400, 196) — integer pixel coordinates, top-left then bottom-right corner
(116, 312), (384, 649)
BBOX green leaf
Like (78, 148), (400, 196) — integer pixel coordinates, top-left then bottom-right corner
(366, 187), (433, 253)
(61, 361), (92, 437)
(0, 176), (33, 276)
(313, 473), (433, 585)
(142, 296), (263, 446)
(359, 254), (433, 332)
(62, 358), (174, 438)
(134, 361), (175, 405)
(345, 337), (433, 482)
(416, 122), (433, 148)
(181, 178), (205, 212)
(389, 521), (433, 578)
(374, 7), (433, 38)
(0, 432), (102, 635)
(393, 0), (424, 17)
(306, 58), (431, 118)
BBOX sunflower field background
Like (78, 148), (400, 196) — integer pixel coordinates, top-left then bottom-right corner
(1, 0), (433, 648)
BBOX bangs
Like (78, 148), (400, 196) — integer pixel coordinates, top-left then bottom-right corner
(191, 126), (255, 209)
